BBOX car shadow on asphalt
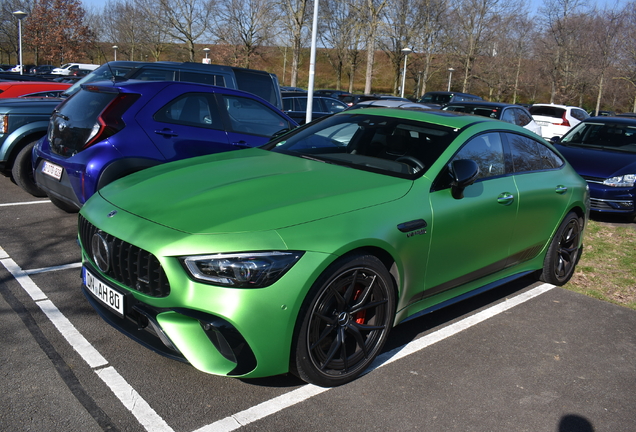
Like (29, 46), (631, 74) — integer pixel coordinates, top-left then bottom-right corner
(242, 275), (537, 388)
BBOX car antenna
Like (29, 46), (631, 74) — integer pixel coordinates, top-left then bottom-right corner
(106, 61), (116, 84)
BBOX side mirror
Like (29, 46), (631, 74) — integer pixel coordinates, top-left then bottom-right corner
(450, 159), (479, 199)
(549, 136), (561, 144)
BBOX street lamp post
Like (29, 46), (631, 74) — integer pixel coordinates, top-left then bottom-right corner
(112, 45), (118, 61)
(447, 68), (455, 92)
(203, 47), (210, 64)
(400, 47), (412, 98)
(13, 11), (27, 75)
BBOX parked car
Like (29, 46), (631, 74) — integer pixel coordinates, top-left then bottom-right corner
(9, 64), (36, 73)
(529, 104), (589, 139)
(314, 89), (351, 99)
(551, 116), (636, 221)
(443, 101), (542, 135)
(34, 80), (296, 212)
(0, 81), (71, 98)
(29, 65), (56, 75)
(418, 91), (482, 108)
(77, 108), (588, 387)
(51, 63), (100, 75)
(280, 86), (306, 92)
(346, 99), (432, 110)
(1, 60), (284, 197)
(282, 95), (347, 124)
(339, 94), (410, 107)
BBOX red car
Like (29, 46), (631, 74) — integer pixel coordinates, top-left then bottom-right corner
(0, 81), (71, 98)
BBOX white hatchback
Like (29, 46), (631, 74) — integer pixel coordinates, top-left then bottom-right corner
(530, 104), (589, 139)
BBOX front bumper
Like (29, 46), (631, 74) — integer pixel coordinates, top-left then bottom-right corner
(586, 182), (635, 215)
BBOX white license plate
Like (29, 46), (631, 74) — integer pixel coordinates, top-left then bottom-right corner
(536, 121), (550, 127)
(83, 267), (125, 317)
(42, 160), (63, 180)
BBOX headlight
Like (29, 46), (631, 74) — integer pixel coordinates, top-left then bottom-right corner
(603, 174), (636, 188)
(0, 114), (8, 134)
(181, 251), (304, 288)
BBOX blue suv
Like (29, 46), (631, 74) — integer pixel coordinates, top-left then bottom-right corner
(33, 80), (296, 212)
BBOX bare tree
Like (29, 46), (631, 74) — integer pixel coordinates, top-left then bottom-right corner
(363, 0), (388, 94)
(100, 0), (147, 61)
(446, 0), (506, 94)
(319, 0), (364, 91)
(409, 0), (447, 97)
(279, 0), (310, 87)
(213, 0), (278, 68)
(150, 0), (213, 62)
(0, 0), (30, 64)
(378, 0), (415, 95)
(586, 9), (624, 115)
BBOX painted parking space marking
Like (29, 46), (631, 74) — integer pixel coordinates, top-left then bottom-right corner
(1, 243), (556, 432)
(197, 283), (557, 432)
(0, 199), (50, 207)
(0, 246), (174, 432)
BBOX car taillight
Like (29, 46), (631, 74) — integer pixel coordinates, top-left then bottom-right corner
(84, 93), (140, 148)
(0, 114), (7, 134)
(556, 113), (570, 127)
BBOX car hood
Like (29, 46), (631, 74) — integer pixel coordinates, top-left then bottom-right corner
(555, 144), (636, 178)
(99, 148), (413, 234)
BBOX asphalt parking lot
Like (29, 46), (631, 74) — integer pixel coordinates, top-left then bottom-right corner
(1, 174), (635, 432)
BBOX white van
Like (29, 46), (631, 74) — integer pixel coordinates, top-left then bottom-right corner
(51, 63), (100, 75)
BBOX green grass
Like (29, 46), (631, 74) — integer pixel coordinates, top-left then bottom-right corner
(565, 220), (636, 310)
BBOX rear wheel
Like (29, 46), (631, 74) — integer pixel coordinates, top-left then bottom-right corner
(12, 140), (47, 197)
(539, 212), (582, 285)
(292, 254), (395, 387)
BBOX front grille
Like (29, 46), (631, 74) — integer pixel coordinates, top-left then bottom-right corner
(581, 175), (605, 184)
(79, 215), (170, 297)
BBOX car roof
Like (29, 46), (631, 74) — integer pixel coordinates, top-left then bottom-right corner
(444, 101), (523, 109)
(582, 116), (636, 125)
(346, 106), (506, 130)
(349, 100), (431, 109)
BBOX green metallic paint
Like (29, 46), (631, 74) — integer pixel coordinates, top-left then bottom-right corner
(79, 109), (589, 380)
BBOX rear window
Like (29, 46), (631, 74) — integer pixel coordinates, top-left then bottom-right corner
(48, 89), (117, 155)
(529, 106), (565, 118)
(233, 69), (279, 108)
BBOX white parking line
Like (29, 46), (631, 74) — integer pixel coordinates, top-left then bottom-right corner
(197, 283), (556, 432)
(0, 200), (50, 207)
(0, 246), (174, 432)
(1, 244), (556, 432)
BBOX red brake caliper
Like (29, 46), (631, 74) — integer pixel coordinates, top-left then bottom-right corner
(353, 285), (366, 324)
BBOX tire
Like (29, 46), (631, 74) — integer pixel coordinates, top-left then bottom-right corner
(12, 140), (47, 197)
(292, 254), (396, 387)
(48, 195), (79, 213)
(539, 212), (582, 286)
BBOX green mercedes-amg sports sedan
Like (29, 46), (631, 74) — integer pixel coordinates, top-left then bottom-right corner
(78, 108), (589, 387)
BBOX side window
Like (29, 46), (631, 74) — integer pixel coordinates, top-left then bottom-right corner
(500, 108), (516, 124)
(452, 132), (506, 180)
(221, 94), (291, 136)
(571, 109), (588, 122)
(179, 72), (227, 87)
(507, 133), (564, 173)
(154, 93), (222, 129)
(515, 108), (532, 127)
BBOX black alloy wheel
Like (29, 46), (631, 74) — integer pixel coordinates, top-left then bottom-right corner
(540, 212), (582, 285)
(293, 254), (395, 387)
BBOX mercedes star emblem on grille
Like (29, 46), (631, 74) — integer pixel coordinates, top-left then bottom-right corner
(91, 231), (110, 272)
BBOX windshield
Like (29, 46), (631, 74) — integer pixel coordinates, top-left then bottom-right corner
(561, 121), (636, 152)
(61, 63), (134, 98)
(264, 113), (458, 178)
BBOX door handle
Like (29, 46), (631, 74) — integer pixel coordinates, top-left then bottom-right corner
(497, 192), (515, 205)
(155, 129), (178, 137)
(555, 185), (568, 194)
